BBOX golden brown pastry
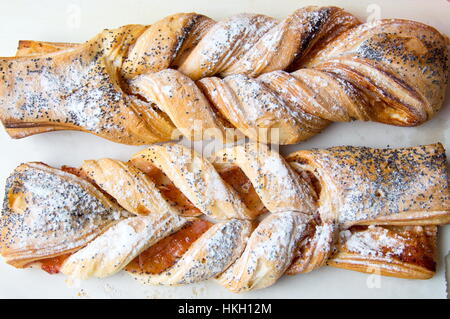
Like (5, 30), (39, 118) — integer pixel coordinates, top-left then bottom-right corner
(0, 143), (449, 292)
(284, 143), (449, 281)
(0, 162), (127, 267)
(327, 225), (437, 279)
(0, 7), (447, 144)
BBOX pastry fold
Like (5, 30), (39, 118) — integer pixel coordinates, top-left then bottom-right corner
(131, 219), (252, 285)
(327, 225), (437, 279)
(0, 162), (126, 267)
(131, 143), (257, 220)
(61, 214), (186, 279)
(216, 211), (311, 292)
(286, 143), (450, 227)
(284, 143), (449, 277)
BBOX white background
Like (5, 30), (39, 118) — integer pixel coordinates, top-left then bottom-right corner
(0, 0), (449, 298)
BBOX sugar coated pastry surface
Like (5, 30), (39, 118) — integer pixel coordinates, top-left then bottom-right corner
(1, 143), (449, 291)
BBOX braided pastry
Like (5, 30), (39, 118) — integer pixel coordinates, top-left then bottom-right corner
(0, 7), (447, 144)
(1, 142), (449, 292)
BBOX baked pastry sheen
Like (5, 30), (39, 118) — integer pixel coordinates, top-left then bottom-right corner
(1, 143), (449, 292)
(0, 6), (448, 144)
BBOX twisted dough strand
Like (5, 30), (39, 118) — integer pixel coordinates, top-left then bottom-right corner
(13, 6), (359, 80)
(0, 6), (359, 144)
(1, 143), (449, 292)
(116, 6), (360, 80)
(1, 7), (447, 145)
(131, 18), (449, 144)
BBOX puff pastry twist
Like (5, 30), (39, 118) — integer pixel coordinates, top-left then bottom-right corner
(1, 143), (449, 292)
(0, 7), (447, 144)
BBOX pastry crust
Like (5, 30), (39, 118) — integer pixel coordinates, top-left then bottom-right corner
(80, 158), (182, 217)
(286, 143), (450, 227)
(327, 225), (437, 279)
(216, 211), (311, 292)
(61, 214), (186, 280)
(131, 219), (252, 285)
(211, 143), (317, 214)
(1, 143), (449, 291)
(131, 143), (257, 220)
(0, 7), (447, 145)
(0, 162), (126, 267)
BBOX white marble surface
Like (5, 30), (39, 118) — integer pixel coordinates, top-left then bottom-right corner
(0, 0), (449, 298)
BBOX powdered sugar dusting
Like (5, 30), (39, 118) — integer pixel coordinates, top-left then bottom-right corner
(0, 163), (124, 260)
(133, 219), (250, 285)
(148, 144), (250, 219)
(217, 211), (310, 292)
(196, 14), (277, 73)
(342, 226), (406, 259)
(61, 213), (186, 279)
(262, 155), (289, 178)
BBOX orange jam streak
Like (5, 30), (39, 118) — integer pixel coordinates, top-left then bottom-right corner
(158, 184), (202, 217)
(218, 166), (266, 214)
(130, 158), (202, 217)
(39, 254), (71, 274)
(125, 219), (213, 275)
